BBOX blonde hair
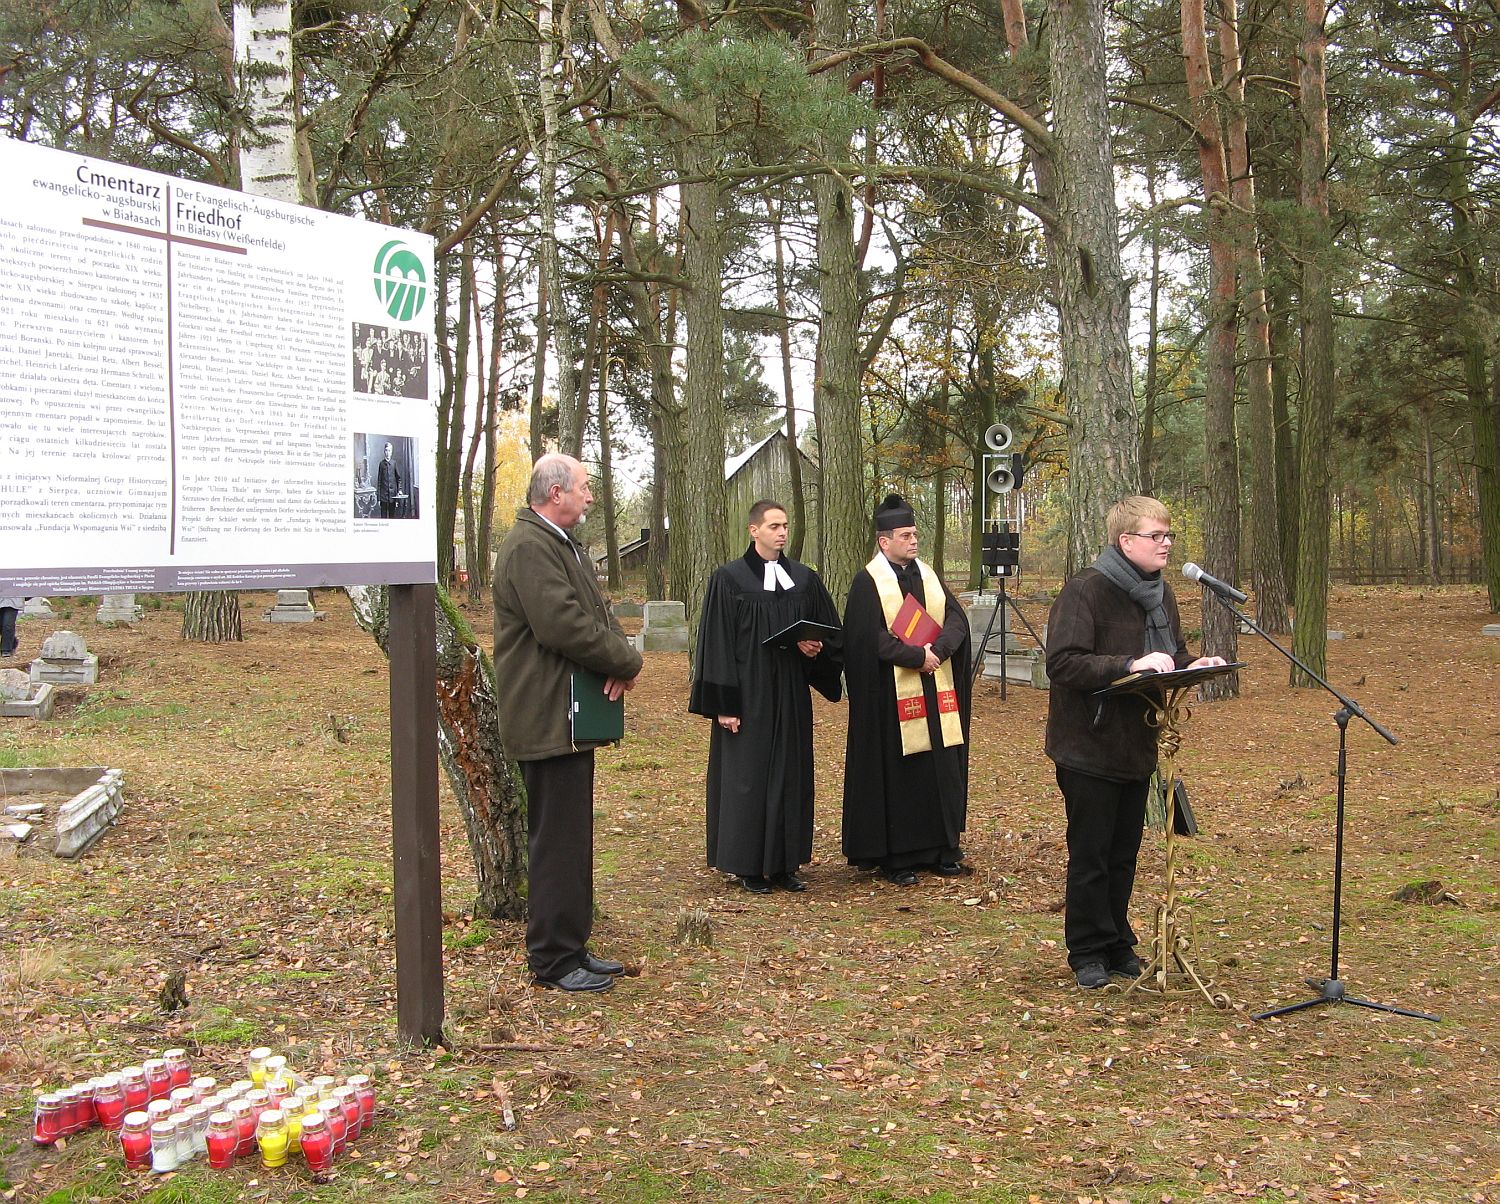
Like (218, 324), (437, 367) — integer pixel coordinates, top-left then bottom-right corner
(1105, 495), (1170, 545)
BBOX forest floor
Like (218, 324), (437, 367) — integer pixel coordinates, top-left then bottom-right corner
(0, 584), (1496, 1204)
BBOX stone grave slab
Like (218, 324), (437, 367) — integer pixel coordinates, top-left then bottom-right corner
(22, 597), (53, 618)
(1483, 624), (1500, 638)
(96, 594), (144, 624)
(30, 630), (98, 686)
(0, 669), (56, 720)
(264, 589), (322, 623)
(637, 600), (690, 652)
(0, 767), (124, 858)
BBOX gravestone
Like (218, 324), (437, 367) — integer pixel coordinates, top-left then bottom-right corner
(29, 630), (98, 686)
(0, 767), (125, 858)
(0, 668), (56, 720)
(636, 601), (690, 652)
(1482, 624), (1500, 638)
(263, 589), (321, 623)
(22, 597), (53, 618)
(96, 594), (144, 624)
(612, 601), (644, 619)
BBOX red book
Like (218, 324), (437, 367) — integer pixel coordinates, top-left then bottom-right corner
(891, 593), (942, 646)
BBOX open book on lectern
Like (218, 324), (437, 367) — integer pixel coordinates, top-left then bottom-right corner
(1095, 661), (1246, 698)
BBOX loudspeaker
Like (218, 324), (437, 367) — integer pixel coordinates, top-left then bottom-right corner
(983, 423), (1013, 453)
(983, 452), (1023, 496)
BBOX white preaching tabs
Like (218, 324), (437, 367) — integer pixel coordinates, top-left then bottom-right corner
(763, 561), (795, 592)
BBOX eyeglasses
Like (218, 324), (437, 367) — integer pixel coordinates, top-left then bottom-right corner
(1125, 530), (1176, 544)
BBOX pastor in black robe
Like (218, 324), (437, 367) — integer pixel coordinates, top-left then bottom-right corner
(841, 558), (972, 871)
(689, 547), (844, 880)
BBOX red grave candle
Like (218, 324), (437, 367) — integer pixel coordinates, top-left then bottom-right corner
(60, 1085), (86, 1135)
(32, 1093), (63, 1145)
(206, 1112), (237, 1169)
(300, 1112), (334, 1175)
(142, 1059), (171, 1101)
(228, 1099), (256, 1158)
(94, 1075), (127, 1131)
(163, 1048), (191, 1089)
(120, 1066), (150, 1113)
(120, 1111), (153, 1169)
(317, 1099), (346, 1156)
(334, 1086), (362, 1143)
(347, 1075), (375, 1131)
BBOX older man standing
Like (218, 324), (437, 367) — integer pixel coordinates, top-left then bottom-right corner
(493, 454), (643, 992)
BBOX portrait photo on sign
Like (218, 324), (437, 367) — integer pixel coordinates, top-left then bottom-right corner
(353, 433), (420, 520)
(351, 322), (429, 400)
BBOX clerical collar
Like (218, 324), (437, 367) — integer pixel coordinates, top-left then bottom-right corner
(746, 546), (795, 592)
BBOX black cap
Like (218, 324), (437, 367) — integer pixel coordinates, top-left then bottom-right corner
(874, 493), (916, 532)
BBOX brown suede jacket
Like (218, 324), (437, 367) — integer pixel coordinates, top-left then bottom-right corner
(492, 509), (643, 761)
(1044, 567), (1191, 783)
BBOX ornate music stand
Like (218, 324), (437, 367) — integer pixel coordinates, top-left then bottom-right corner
(1095, 662), (1243, 1008)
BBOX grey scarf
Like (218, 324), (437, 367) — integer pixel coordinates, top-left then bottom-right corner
(1092, 544), (1175, 655)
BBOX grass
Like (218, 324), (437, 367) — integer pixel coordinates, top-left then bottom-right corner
(1, 587), (1496, 1203)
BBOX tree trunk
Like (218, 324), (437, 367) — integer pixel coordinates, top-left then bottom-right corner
(1047, 0), (1141, 563)
(1181, 0), (1239, 698)
(676, 147), (729, 627)
(1140, 171), (1162, 498)
(538, 0), (583, 457)
(529, 261), (549, 460)
(813, 0), (868, 602)
(435, 245), (471, 584)
(232, 0), (299, 202)
(1219, 0), (1288, 632)
(181, 592), (242, 642)
(769, 198), (807, 561)
(1291, 0), (1334, 686)
(347, 585), (527, 920)
(1269, 284), (1299, 588)
(598, 337), (622, 590)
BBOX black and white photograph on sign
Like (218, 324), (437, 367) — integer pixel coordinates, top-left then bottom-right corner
(354, 433), (420, 520)
(351, 322), (429, 400)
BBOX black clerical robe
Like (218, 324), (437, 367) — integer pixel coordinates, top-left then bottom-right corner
(689, 548), (844, 879)
(841, 559), (972, 870)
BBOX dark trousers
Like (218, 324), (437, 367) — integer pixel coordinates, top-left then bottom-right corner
(520, 751), (595, 980)
(0, 607), (17, 656)
(1057, 765), (1149, 969)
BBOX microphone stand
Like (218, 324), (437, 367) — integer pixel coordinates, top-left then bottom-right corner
(1198, 588), (1438, 1023)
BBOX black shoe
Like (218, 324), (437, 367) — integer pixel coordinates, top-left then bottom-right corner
(536, 966), (614, 992)
(741, 875), (773, 894)
(1109, 955), (1143, 978)
(777, 873), (807, 892)
(882, 868), (918, 886)
(580, 950), (625, 976)
(932, 861), (965, 877)
(1074, 962), (1109, 990)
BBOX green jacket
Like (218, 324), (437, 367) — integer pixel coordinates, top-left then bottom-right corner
(492, 508), (643, 761)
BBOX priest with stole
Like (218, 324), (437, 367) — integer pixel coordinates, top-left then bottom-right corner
(689, 500), (844, 894)
(841, 494), (972, 885)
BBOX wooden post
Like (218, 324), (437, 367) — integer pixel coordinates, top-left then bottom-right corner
(388, 583), (444, 1044)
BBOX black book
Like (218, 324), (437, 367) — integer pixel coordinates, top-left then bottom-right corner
(761, 619), (841, 651)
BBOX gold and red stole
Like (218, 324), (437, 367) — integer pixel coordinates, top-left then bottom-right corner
(865, 554), (964, 756)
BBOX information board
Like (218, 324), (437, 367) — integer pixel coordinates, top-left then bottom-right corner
(0, 136), (438, 595)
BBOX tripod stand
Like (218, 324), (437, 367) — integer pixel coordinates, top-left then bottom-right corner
(1200, 594), (1439, 1023)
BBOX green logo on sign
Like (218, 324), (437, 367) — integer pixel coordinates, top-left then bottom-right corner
(373, 239), (427, 322)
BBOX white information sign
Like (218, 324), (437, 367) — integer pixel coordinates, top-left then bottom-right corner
(0, 136), (438, 595)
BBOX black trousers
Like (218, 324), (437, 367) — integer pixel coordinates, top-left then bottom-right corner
(1057, 765), (1149, 969)
(520, 751), (595, 980)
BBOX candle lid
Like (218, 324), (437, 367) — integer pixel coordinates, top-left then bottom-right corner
(301, 1110), (328, 1131)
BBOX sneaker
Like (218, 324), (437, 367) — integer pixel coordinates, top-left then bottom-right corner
(1074, 962), (1109, 990)
(1110, 955), (1143, 978)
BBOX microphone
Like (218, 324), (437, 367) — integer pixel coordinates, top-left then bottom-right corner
(1182, 562), (1248, 604)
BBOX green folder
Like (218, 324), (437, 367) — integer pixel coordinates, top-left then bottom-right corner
(570, 668), (624, 744)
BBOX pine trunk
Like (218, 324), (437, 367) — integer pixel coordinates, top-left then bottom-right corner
(813, 0), (868, 601)
(347, 585), (527, 920)
(1182, 0), (1239, 698)
(1291, 0), (1334, 686)
(181, 591), (242, 642)
(1047, 0), (1141, 561)
(676, 141), (728, 628)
